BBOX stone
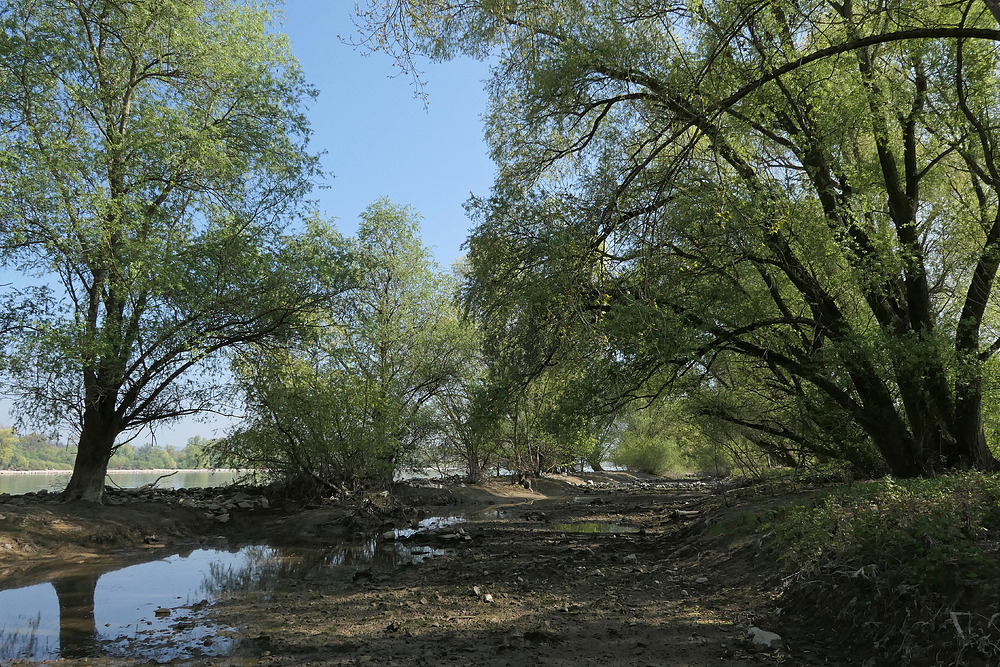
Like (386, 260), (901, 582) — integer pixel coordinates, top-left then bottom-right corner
(695, 576), (709, 584)
(214, 513), (231, 523)
(483, 594), (494, 603)
(623, 553), (639, 565)
(747, 627), (783, 650)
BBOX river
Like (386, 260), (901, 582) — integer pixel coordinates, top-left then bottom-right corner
(0, 469), (248, 495)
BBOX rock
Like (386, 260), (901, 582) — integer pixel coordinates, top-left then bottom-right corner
(483, 594), (494, 603)
(747, 627), (783, 650)
(259, 497), (270, 509)
(154, 607), (171, 617)
(695, 576), (709, 584)
(473, 585), (482, 596)
(381, 531), (396, 540)
(623, 553), (639, 565)
(236, 500), (253, 509)
(214, 513), (230, 523)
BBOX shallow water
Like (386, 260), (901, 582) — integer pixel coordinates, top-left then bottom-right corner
(0, 513), (481, 663)
(0, 469), (246, 495)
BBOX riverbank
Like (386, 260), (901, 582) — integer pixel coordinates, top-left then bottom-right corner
(0, 472), (793, 666)
(2, 471), (993, 666)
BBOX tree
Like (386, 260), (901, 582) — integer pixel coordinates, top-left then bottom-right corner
(216, 200), (471, 489)
(357, 0), (1000, 477)
(0, 428), (15, 467)
(0, 0), (343, 501)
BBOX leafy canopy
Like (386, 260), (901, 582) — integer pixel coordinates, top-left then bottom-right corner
(357, 0), (1000, 477)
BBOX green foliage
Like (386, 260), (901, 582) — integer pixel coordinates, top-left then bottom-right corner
(612, 408), (689, 476)
(0, 431), (212, 471)
(0, 0), (342, 500)
(215, 200), (474, 489)
(0, 429), (14, 467)
(746, 473), (1000, 663)
(362, 0), (1000, 477)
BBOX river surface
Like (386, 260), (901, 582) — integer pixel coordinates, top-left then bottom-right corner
(0, 469), (246, 495)
(0, 514), (476, 662)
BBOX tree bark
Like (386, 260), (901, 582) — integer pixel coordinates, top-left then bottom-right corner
(62, 418), (118, 503)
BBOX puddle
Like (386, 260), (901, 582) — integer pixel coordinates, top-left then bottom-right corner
(0, 549), (244, 663)
(392, 508), (506, 539)
(0, 509), (501, 663)
(551, 522), (641, 534)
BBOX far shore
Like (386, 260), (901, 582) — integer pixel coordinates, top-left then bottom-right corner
(0, 468), (248, 475)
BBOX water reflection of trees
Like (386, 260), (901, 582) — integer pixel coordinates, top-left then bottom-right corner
(52, 573), (101, 658)
(1, 534), (446, 662)
(199, 538), (389, 596)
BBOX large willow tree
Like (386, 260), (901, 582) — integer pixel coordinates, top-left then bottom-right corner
(358, 0), (1000, 476)
(0, 0), (341, 502)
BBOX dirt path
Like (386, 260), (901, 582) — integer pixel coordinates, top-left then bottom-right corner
(0, 474), (800, 666)
(210, 481), (789, 666)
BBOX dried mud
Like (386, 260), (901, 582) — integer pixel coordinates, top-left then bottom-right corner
(0, 473), (822, 666)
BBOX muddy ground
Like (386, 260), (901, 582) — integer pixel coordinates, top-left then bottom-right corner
(0, 472), (839, 666)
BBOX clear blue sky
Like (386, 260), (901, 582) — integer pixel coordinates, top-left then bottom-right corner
(280, 3), (495, 268)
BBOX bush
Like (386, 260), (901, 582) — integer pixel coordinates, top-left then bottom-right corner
(611, 408), (689, 475)
(758, 473), (1000, 665)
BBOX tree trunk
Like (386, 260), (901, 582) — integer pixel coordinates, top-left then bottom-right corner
(62, 422), (117, 503)
(953, 377), (998, 471)
(465, 444), (482, 483)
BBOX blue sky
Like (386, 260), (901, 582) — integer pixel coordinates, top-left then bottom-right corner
(280, 3), (495, 268)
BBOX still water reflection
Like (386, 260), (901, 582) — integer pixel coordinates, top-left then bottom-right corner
(0, 521), (463, 662)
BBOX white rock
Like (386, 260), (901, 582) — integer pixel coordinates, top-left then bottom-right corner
(747, 627), (783, 649)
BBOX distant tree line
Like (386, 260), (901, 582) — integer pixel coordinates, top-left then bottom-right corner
(0, 431), (213, 472)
